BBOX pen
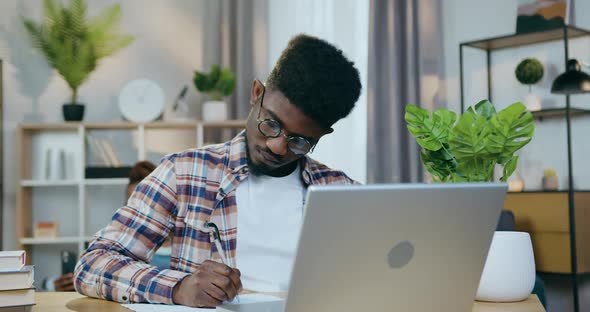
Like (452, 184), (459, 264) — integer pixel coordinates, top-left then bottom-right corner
(206, 222), (240, 303)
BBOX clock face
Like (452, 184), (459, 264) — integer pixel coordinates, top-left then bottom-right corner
(118, 79), (165, 123)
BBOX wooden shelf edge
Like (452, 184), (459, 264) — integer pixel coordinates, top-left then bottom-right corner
(20, 237), (81, 245)
(19, 120), (247, 131)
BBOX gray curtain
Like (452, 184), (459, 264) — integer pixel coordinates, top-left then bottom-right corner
(220, 0), (268, 119)
(366, 0), (445, 183)
(202, 0), (268, 120)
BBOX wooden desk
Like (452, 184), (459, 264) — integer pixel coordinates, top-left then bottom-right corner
(34, 292), (546, 312)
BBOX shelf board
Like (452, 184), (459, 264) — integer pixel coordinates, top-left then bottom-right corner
(144, 121), (197, 129)
(19, 120), (247, 131)
(84, 122), (138, 130)
(20, 180), (79, 187)
(20, 123), (79, 131)
(20, 236), (81, 245)
(530, 108), (590, 120)
(202, 120), (246, 128)
(84, 178), (129, 186)
(461, 25), (590, 50)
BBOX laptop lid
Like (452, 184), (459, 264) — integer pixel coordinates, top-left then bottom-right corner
(283, 183), (507, 312)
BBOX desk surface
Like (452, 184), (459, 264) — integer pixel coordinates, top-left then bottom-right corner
(33, 292), (546, 312)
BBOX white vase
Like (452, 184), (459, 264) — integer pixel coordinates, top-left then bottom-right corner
(476, 231), (536, 302)
(524, 93), (541, 111)
(202, 100), (227, 121)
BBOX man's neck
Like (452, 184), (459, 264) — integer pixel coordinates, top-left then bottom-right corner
(264, 160), (299, 178)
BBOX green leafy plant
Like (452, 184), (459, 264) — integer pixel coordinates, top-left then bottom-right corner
(405, 100), (535, 182)
(515, 58), (544, 88)
(543, 168), (557, 177)
(23, 0), (134, 104)
(193, 65), (236, 101)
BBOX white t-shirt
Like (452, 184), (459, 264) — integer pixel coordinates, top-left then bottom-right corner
(235, 165), (305, 292)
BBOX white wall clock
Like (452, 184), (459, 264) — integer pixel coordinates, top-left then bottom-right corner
(118, 79), (165, 123)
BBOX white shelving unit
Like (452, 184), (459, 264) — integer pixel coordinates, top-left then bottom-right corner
(15, 120), (245, 282)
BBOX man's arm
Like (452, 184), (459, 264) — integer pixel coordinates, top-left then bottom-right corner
(74, 156), (189, 304)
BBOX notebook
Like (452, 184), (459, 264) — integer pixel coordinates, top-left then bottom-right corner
(0, 266), (34, 291)
(0, 288), (35, 308)
(0, 251), (25, 272)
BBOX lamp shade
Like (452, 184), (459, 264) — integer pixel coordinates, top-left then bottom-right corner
(551, 59), (590, 94)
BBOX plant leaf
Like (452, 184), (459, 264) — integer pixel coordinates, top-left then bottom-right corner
(474, 99), (496, 119)
(449, 110), (494, 181)
(22, 0), (134, 101)
(500, 156), (519, 182)
(420, 147), (456, 182)
(486, 102), (535, 158)
(405, 105), (456, 151)
(217, 68), (236, 96)
(194, 71), (213, 92)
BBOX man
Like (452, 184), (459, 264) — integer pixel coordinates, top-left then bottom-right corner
(74, 34), (361, 308)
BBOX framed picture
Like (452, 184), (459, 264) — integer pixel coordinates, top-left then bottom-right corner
(516, 0), (570, 34)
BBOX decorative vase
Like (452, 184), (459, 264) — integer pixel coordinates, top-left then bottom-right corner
(507, 169), (525, 192)
(62, 103), (85, 121)
(524, 93), (541, 111)
(202, 100), (227, 121)
(476, 231), (536, 302)
(542, 175), (559, 190)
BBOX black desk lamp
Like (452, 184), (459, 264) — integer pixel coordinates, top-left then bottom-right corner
(551, 59), (590, 94)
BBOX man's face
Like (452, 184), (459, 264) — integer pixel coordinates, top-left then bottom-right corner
(245, 80), (332, 177)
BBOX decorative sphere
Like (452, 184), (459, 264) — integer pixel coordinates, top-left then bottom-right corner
(515, 58), (544, 85)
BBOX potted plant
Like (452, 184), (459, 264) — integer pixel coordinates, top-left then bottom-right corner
(542, 168), (559, 190)
(23, 0), (134, 121)
(515, 58), (544, 111)
(193, 65), (236, 121)
(405, 100), (537, 302)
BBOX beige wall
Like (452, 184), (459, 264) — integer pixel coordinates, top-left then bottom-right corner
(0, 0), (223, 250)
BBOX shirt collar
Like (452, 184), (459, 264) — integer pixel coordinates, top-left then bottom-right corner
(226, 130), (318, 185)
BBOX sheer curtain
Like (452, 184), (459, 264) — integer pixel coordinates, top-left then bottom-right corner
(366, 0), (446, 183)
(267, 0), (369, 183)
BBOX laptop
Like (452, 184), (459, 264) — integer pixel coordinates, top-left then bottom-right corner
(219, 183), (507, 312)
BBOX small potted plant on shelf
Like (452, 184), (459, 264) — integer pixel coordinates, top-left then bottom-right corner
(542, 168), (559, 190)
(405, 100), (536, 303)
(193, 65), (236, 121)
(23, 0), (134, 122)
(515, 58), (544, 111)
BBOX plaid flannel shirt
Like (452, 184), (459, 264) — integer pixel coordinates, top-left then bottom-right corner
(74, 130), (357, 304)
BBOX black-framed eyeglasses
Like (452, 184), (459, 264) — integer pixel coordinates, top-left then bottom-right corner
(255, 83), (316, 155)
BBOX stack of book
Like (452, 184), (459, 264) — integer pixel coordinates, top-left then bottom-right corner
(0, 251), (34, 312)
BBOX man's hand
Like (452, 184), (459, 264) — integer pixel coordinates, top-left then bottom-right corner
(172, 260), (242, 307)
(54, 273), (75, 291)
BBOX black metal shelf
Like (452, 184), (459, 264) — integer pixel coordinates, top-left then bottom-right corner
(459, 25), (590, 312)
(531, 108), (590, 120)
(461, 25), (590, 51)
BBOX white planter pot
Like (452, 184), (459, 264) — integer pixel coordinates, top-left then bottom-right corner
(476, 231), (536, 302)
(524, 93), (541, 111)
(202, 100), (227, 121)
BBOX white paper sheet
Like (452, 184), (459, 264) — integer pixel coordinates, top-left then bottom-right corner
(122, 294), (282, 312)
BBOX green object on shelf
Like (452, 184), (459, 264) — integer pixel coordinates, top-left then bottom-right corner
(193, 65), (236, 101)
(22, 0), (134, 105)
(405, 100), (535, 182)
(544, 168), (557, 177)
(515, 58), (544, 85)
